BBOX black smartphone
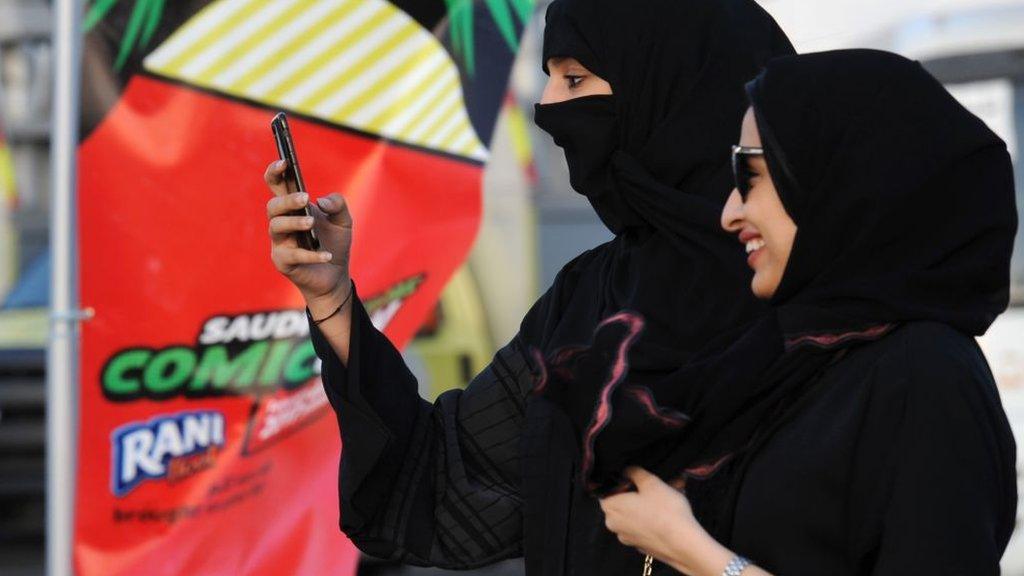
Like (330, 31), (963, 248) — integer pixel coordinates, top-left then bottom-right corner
(271, 112), (320, 252)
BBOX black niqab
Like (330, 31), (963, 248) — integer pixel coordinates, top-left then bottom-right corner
(518, 3), (794, 571)
(535, 0), (795, 232)
(539, 49), (1017, 544)
(522, 0), (795, 374)
(540, 0), (794, 188)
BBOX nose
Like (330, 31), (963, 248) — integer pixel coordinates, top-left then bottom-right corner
(540, 76), (558, 105)
(540, 74), (569, 105)
(721, 189), (745, 233)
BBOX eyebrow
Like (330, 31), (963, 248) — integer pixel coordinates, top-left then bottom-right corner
(548, 57), (588, 72)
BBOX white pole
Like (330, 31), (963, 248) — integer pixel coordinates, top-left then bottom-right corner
(47, 0), (84, 574)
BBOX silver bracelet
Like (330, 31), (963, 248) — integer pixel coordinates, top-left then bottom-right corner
(722, 555), (752, 576)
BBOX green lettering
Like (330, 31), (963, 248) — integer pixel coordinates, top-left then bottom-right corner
(102, 349), (151, 396)
(283, 340), (317, 388)
(192, 342), (268, 391)
(143, 347), (196, 393)
(259, 340), (294, 386)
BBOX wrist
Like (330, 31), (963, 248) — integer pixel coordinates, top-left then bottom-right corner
(305, 278), (352, 320)
(664, 518), (733, 576)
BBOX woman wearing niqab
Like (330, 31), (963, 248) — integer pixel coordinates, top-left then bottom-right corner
(298, 0), (796, 575)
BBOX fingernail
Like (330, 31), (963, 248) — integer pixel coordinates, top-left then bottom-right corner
(320, 252), (333, 261)
(304, 217), (314, 226)
(316, 197), (330, 208)
(297, 193), (308, 204)
(275, 159), (285, 169)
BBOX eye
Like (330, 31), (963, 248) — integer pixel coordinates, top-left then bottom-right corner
(740, 162), (753, 183)
(565, 75), (584, 89)
(736, 158), (762, 199)
(745, 158), (764, 182)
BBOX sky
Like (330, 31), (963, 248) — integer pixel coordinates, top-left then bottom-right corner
(757, 0), (1024, 56)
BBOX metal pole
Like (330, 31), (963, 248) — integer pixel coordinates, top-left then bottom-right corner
(47, 0), (83, 574)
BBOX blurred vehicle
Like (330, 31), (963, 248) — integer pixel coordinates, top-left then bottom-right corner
(0, 250), (46, 574)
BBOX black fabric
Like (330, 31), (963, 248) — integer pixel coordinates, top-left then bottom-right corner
(525, 0), (795, 374)
(747, 50), (1018, 335)
(308, 298), (1017, 576)
(539, 0), (795, 196)
(730, 322), (1016, 575)
(309, 284), (535, 569)
(311, 50), (1017, 575)
(316, 1), (797, 572)
(537, 49), (1018, 549)
(532, 1), (796, 360)
(533, 96), (640, 232)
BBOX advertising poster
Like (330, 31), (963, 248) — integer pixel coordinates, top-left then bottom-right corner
(74, 0), (533, 573)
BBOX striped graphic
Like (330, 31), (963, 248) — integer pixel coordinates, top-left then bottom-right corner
(143, 0), (488, 160)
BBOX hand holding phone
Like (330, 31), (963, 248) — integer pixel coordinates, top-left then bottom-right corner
(271, 112), (320, 251)
(265, 112), (355, 326)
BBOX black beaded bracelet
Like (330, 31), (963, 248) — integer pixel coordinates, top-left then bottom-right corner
(312, 286), (353, 326)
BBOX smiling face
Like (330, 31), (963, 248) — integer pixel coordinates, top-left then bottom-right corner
(721, 108), (797, 299)
(541, 57), (613, 104)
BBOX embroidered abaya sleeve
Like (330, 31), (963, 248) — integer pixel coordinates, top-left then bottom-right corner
(869, 330), (1016, 575)
(308, 284), (537, 569)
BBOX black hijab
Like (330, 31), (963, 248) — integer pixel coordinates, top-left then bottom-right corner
(750, 49), (1017, 335)
(539, 49), (1017, 540)
(521, 0), (795, 376)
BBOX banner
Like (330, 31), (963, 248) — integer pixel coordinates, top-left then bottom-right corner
(74, 1), (533, 573)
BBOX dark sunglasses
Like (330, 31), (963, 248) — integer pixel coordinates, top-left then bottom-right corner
(731, 145), (764, 200)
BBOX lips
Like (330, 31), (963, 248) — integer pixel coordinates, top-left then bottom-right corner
(736, 227), (766, 268)
(740, 232), (766, 269)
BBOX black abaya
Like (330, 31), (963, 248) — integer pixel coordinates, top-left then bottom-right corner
(309, 308), (1017, 575)
(731, 322), (1015, 575)
(533, 49), (1018, 571)
(306, 0), (796, 574)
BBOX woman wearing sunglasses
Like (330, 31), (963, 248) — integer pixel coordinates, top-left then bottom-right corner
(541, 50), (1017, 575)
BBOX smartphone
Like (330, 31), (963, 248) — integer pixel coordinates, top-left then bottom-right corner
(271, 112), (320, 252)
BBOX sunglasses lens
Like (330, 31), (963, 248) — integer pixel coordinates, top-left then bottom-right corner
(732, 151), (753, 199)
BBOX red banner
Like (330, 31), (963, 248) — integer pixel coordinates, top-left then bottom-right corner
(73, 1), (531, 573)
